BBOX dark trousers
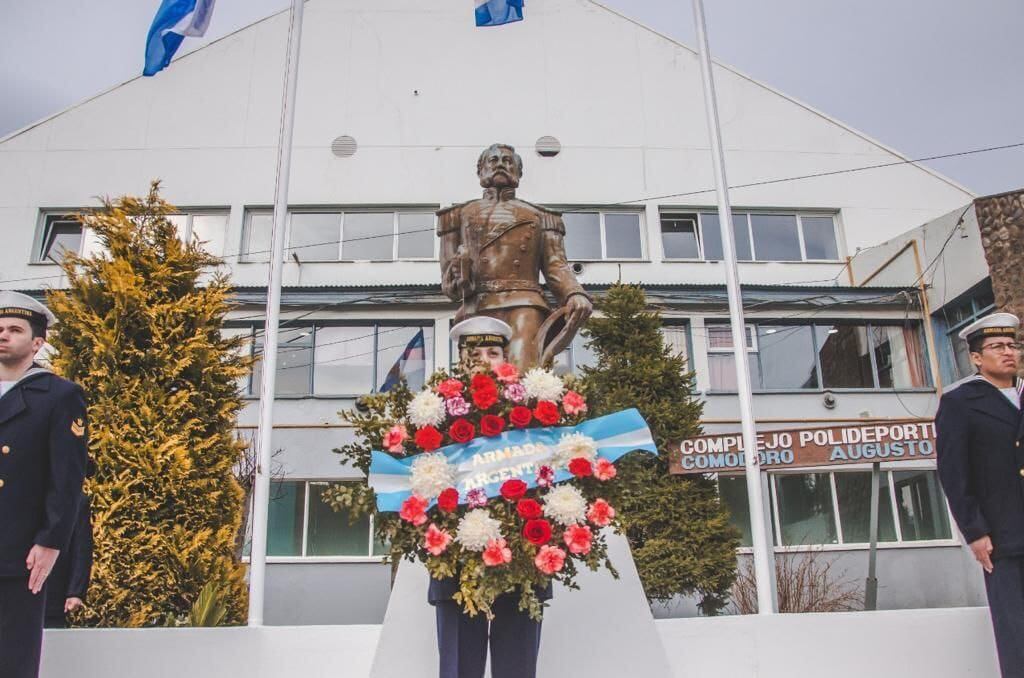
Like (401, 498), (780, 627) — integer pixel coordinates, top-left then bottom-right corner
(0, 577), (47, 678)
(435, 594), (543, 678)
(984, 556), (1024, 678)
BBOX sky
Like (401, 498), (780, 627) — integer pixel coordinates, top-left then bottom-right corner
(1, 0), (1021, 195)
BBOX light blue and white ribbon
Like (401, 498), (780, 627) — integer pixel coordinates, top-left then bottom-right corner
(475, 0), (524, 28)
(369, 408), (656, 512)
(144, 0), (217, 76)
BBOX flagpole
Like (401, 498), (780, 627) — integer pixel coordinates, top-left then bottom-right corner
(248, 0), (305, 626)
(690, 0), (775, 615)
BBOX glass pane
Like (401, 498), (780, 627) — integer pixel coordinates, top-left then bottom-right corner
(718, 475), (752, 547)
(872, 325), (929, 388)
(563, 212), (602, 260)
(167, 214), (189, 240)
(376, 326), (434, 392)
(700, 212), (751, 261)
(834, 472), (897, 543)
(950, 335), (973, 380)
(243, 213), (273, 262)
(661, 215), (700, 259)
(343, 213), (394, 261)
(757, 325), (818, 389)
(397, 212), (436, 259)
(289, 212), (340, 261)
(706, 324), (754, 350)
(552, 349), (572, 376)
(220, 327), (253, 395)
(313, 326), (375, 394)
(42, 220), (83, 263)
(253, 326), (314, 396)
(708, 354), (761, 391)
(750, 214), (801, 261)
(893, 470), (952, 541)
(604, 213), (643, 259)
(267, 481), (305, 556)
(570, 332), (598, 373)
(802, 216), (839, 260)
(307, 483), (371, 556)
(817, 325), (874, 388)
(661, 326), (690, 365)
(189, 214), (228, 257)
(775, 473), (838, 545)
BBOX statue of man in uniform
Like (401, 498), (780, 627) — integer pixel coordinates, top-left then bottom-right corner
(437, 143), (592, 370)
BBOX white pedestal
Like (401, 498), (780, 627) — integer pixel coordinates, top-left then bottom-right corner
(369, 532), (673, 678)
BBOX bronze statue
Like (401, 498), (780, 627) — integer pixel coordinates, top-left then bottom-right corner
(437, 144), (593, 370)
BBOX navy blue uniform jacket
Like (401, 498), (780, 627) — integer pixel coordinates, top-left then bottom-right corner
(0, 368), (88, 577)
(936, 378), (1024, 559)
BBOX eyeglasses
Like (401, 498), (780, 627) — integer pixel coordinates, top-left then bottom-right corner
(980, 342), (1022, 353)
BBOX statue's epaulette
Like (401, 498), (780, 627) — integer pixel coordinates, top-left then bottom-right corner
(515, 199), (562, 217)
(436, 200), (470, 217)
(436, 201), (469, 236)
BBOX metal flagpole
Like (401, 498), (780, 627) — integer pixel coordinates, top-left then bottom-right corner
(690, 0), (775, 615)
(247, 0), (306, 626)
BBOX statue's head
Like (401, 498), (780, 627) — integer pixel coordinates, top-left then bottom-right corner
(477, 143), (523, 190)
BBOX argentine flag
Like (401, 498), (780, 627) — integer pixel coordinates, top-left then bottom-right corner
(144, 0), (217, 76)
(475, 0), (524, 27)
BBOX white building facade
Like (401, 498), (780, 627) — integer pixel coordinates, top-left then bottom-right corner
(0, 0), (987, 623)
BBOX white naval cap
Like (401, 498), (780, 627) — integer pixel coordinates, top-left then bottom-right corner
(0, 291), (56, 328)
(958, 311), (1019, 343)
(449, 316), (512, 349)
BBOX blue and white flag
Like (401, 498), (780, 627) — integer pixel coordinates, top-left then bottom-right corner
(144, 0), (217, 76)
(381, 329), (427, 393)
(475, 0), (524, 27)
(368, 408), (657, 512)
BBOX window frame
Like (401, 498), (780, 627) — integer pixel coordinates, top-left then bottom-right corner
(558, 207), (647, 262)
(692, 210), (842, 263)
(32, 212), (85, 264)
(167, 210), (230, 256)
(658, 211), (703, 261)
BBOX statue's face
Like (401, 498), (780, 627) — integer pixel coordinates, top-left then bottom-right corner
(478, 147), (521, 189)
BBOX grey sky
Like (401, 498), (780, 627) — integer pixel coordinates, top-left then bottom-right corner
(2, 0), (1021, 195)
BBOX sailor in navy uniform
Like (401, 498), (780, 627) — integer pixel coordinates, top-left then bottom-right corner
(0, 292), (88, 678)
(936, 311), (1024, 678)
(430, 317), (548, 678)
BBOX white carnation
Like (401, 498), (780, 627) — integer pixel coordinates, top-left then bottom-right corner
(409, 453), (456, 499)
(408, 389), (445, 428)
(543, 485), (588, 526)
(455, 509), (503, 552)
(521, 368), (565, 402)
(552, 432), (598, 469)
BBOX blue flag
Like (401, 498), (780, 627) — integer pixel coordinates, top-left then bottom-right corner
(381, 329), (426, 393)
(144, 0), (217, 76)
(475, 0), (524, 27)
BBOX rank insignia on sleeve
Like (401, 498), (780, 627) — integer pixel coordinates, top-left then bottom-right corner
(71, 418), (85, 438)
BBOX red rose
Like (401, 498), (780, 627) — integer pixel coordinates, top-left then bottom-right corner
(500, 479), (528, 501)
(517, 498), (543, 520)
(480, 414), (506, 437)
(472, 387), (499, 410)
(533, 400), (560, 426)
(523, 518), (552, 545)
(471, 374), (497, 392)
(448, 418), (475, 444)
(568, 457), (594, 478)
(437, 487), (460, 513)
(509, 406), (533, 428)
(414, 426), (443, 451)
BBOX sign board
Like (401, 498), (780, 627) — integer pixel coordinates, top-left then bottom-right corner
(669, 420), (935, 475)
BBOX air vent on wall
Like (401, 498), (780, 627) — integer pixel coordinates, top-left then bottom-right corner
(535, 135), (561, 157)
(331, 135), (357, 158)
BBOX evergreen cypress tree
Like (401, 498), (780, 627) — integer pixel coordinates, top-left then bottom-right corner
(46, 182), (250, 626)
(580, 283), (739, 613)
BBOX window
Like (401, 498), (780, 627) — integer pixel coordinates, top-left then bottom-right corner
(660, 213), (701, 259)
(552, 332), (599, 376)
(706, 321), (930, 392)
(35, 214), (83, 263)
(241, 209), (436, 263)
(718, 469), (952, 547)
(694, 212), (839, 262)
(562, 210), (644, 260)
(943, 284), (996, 380)
(168, 212), (228, 256)
(249, 480), (387, 558)
(237, 322), (435, 397)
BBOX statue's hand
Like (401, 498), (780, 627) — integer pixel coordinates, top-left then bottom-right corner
(563, 294), (593, 338)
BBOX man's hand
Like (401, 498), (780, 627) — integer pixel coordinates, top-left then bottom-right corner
(65, 597), (84, 613)
(563, 294), (593, 338)
(969, 536), (994, 574)
(26, 545), (59, 594)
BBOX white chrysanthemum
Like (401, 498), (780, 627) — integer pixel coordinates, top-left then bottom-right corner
(455, 509), (503, 552)
(521, 368), (565, 402)
(409, 453), (456, 499)
(552, 432), (598, 468)
(408, 389), (445, 428)
(543, 485), (588, 526)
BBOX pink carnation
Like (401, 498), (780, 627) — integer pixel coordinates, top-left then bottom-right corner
(587, 499), (615, 527)
(382, 424), (408, 454)
(436, 379), (464, 398)
(563, 523), (593, 555)
(423, 523), (453, 556)
(594, 458), (617, 481)
(504, 383), (527, 403)
(493, 362), (520, 384)
(536, 465), (555, 488)
(445, 395), (471, 417)
(534, 545), (567, 575)
(467, 488), (488, 508)
(482, 538), (513, 567)
(400, 494), (429, 526)
(562, 390), (588, 415)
